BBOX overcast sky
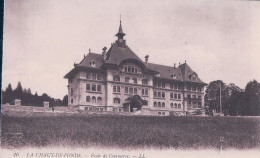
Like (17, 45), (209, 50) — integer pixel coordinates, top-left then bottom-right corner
(2, 0), (260, 99)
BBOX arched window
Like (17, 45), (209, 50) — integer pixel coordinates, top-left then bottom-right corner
(97, 97), (102, 103)
(125, 77), (130, 83)
(92, 96), (96, 103)
(142, 79), (148, 85)
(158, 102), (161, 107)
(86, 96), (90, 102)
(178, 103), (181, 109)
(162, 102), (165, 108)
(113, 98), (120, 104)
(97, 74), (102, 80)
(170, 103), (173, 108)
(132, 78), (137, 84)
(92, 73), (96, 80)
(113, 75), (120, 82)
(174, 103), (177, 108)
(154, 102), (157, 107)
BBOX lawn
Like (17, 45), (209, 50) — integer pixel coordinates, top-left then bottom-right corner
(1, 114), (259, 150)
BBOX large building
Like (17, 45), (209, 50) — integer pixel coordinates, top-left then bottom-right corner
(64, 20), (207, 115)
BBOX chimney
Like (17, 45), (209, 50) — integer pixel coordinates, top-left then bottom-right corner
(145, 55), (149, 66)
(174, 63), (176, 68)
(102, 47), (107, 62)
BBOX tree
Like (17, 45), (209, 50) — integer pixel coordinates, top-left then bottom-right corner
(243, 80), (260, 116)
(3, 83), (13, 104)
(204, 80), (229, 114)
(62, 95), (68, 106)
(13, 81), (23, 100)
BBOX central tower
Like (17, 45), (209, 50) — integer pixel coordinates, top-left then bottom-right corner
(115, 17), (126, 47)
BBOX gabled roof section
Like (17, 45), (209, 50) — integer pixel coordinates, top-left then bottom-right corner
(147, 63), (183, 81)
(105, 43), (144, 65)
(78, 52), (103, 68)
(179, 63), (206, 85)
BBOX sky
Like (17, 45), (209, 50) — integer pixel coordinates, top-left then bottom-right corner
(2, 0), (260, 99)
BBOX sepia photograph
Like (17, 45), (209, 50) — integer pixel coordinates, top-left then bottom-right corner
(1, 0), (260, 158)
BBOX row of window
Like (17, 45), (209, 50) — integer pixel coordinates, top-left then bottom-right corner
(154, 82), (182, 90)
(86, 96), (102, 103)
(123, 65), (139, 74)
(113, 75), (148, 85)
(153, 102), (166, 107)
(124, 87), (137, 95)
(170, 103), (182, 109)
(188, 102), (202, 108)
(86, 84), (102, 92)
(187, 94), (202, 99)
(85, 107), (104, 111)
(187, 86), (202, 92)
(154, 91), (166, 98)
(86, 73), (102, 81)
(170, 93), (181, 100)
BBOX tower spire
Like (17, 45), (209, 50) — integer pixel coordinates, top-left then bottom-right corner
(115, 15), (126, 47)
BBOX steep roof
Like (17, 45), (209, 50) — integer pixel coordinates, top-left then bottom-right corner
(78, 52), (103, 68)
(105, 43), (144, 65)
(179, 63), (206, 85)
(147, 63), (183, 81)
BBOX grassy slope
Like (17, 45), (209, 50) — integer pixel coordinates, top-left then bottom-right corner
(1, 114), (259, 149)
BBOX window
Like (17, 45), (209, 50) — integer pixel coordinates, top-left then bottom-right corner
(132, 67), (135, 73)
(154, 91), (157, 97)
(198, 102), (202, 108)
(192, 76), (197, 81)
(158, 92), (161, 97)
(125, 87), (128, 94)
(170, 84), (174, 89)
(162, 83), (165, 88)
(162, 92), (165, 98)
(192, 86), (196, 91)
(178, 103), (181, 109)
(97, 74), (102, 80)
(71, 88), (73, 95)
(187, 94), (191, 98)
(198, 87), (202, 92)
(170, 93), (173, 99)
(145, 89), (148, 95)
(158, 102), (161, 107)
(174, 93), (177, 99)
(174, 84), (178, 89)
(153, 82), (157, 87)
(193, 102), (197, 108)
(128, 66), (131, 72)
(158, 82), (161, 88)
(124, 66), (127, 72)
(178, 85), (182, 90)
(86, 96), (90, 102)
(129, 88), (133, 94)
(154, 102), (157, 107)
(114, 98), (120, 104)
(158, 112), (161, 115)
(71, 99), (73, 103)
(142, 79), (148, 85)
(193, 95), (196, 98)
(171, 103), (174, 108)
(174, 103), (177, 108)
(171, 74), (176, 79)
(178, 94), (181, 99)
(113, 86), (116, 93)
(92, 73), (96, 80)
(162, 102), (165, 108)
(132, 78), (137, 84)
(142, 89), (145, 96)
(134, 68), (138, 73)
(162, 112), (165, 115)
(97, 97), (102, 103)
(90, 60), (96, 66)
(92, 96), (96, 103)
(86, 73), (91, 79)
(187, 86), (191, 91)
(125, 77), (130, 83)
(113, 86), (120, 93)
(97, 85), (101, 92)
(134, 88), (137, 95)
(198, 96), (201, 99)
(92, 85), (96, 91)
(113, 75), (120, 82)
(86, 84), (90, 91)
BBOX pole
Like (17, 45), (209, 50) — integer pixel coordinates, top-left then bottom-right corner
(220, 82), (222, 114)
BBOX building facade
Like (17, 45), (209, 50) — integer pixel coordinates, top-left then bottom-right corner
(64, 20), (207, 115)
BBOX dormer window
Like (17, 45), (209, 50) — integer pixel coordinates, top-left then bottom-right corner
(90, 60), (96, 67)
(171, 74), (176, 79)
